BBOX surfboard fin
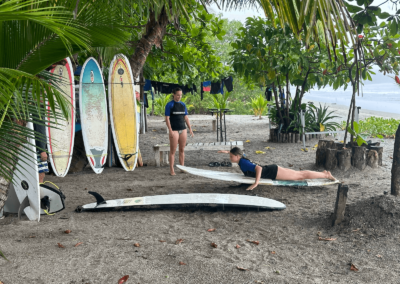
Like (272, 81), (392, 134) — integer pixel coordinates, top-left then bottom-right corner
(18, 196), (30, 220)
(88, 191), (107, 206)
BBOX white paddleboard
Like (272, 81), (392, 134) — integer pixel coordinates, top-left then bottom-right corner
(12, 122), (41, 221)
(177, 165), (340, 187)
(47, 57), (76, 177)
(80, 57), (108, 173)
(77, 192), (286, 211)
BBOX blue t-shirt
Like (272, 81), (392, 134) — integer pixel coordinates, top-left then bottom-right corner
(165, 101), (188, 116)
(238, 158), (256, 174)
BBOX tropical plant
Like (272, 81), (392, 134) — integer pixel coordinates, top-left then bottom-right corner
(211, 92), (231, 110)
(347, 121), (369, 146)
(154, 94), (172, 116)
(308, 104), (341, 132)
(250, 94), (268, 119)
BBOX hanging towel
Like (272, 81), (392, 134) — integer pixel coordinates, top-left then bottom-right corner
(223, 76), (233, 92)
(144, 79), (152, 91)
(210, 81), (224, 94)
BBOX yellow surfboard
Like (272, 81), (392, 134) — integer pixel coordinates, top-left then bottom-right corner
(108, 54), (138, 171)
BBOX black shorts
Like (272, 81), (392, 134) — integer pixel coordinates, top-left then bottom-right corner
(261, 164), (278, 180)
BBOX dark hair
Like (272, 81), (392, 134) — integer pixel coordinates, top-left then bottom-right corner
(172, 87), (182, 94)
(230, 147), (258, 164)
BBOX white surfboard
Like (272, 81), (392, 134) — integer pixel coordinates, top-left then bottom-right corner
(177, 165), (340, 187)
(80, 57), (108, 174)
(77, 192), (286, 212)
(12, 122), (41, 221)
(47, 57), (75, 177)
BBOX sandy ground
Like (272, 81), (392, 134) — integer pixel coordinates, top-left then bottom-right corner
(1, 104), (400, 284)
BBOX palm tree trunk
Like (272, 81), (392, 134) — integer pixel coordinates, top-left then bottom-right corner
(391, 123), (400, 196)
(129, 7), (170, 78)
(0, 177), (10, 211)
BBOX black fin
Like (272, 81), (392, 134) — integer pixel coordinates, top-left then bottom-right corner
(88, 191), (107, 206)
(18, 196), (30, 220)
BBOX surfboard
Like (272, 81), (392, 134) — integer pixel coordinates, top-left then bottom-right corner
(108, 54), (138, 171)
(76, 192), (286, 212)
(12, 122), (41, 221)
(80, 57), (108, 174)
(47, 57), (75, 177)
(177, 165), (340, 187)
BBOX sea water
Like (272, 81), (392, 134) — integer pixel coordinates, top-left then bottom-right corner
(301, 72), (400, 115)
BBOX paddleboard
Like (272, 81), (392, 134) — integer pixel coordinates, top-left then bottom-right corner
(80, 57), (108, 174)
(177, 165), (340, 187)
(108, 54), (138, 171)
(76, 191), (286, 212)
(12, 122), (41, 221)
(47, 57), (75, 177)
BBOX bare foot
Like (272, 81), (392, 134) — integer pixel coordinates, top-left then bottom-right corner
(170, 170), (176, 176)
(326, 171), (336, 181)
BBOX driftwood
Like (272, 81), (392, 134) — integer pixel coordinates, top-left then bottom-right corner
(337, 149), (352, 171)
(367, 150), (379, 168)
(352, 146), (367, 170)
(332, 184), (349, 226)
(325, 148), (338, 170)
(316, 140), (335, 167)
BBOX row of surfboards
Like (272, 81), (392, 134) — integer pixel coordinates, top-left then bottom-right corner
(48, 55), (139, 176)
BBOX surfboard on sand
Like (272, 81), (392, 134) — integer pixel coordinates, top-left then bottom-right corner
(47, 57), (75, 177)
(108, 54), (138, 171)
(177, 165), (340, 187)
(76, 191), (286, 212)
(80, 57), (108, 174)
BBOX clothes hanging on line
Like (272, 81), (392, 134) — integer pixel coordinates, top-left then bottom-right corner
(265, 87), (273, 101)
(144, 79), (152, 91)
(210, 81), (224, 95)
(202, 81), (211, 92)
(223, 76), (233, 92)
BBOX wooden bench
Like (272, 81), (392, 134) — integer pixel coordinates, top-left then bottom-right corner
(153, 141), (243, 167)
(165, 117), (217, 133)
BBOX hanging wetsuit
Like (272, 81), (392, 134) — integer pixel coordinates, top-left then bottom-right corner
(238, 158), (278, 180)
(165, 100), (188, 131)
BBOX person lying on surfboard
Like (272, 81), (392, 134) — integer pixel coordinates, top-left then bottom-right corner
(218, 147), (336, 191)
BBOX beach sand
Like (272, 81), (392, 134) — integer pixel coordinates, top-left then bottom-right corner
(1, 104), (400, 284)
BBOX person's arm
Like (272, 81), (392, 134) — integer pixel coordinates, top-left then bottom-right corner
(184, 116), (194, 137)
(165, 116), (173, 138)
(217, 150), (229, 154)
(246, 165), (262, 191)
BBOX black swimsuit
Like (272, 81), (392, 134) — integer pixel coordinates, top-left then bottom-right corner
(169, 101), (186, 131)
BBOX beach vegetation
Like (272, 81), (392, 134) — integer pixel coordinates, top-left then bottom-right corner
(341, 117), (400, 139)
(250, 94), (269, 119)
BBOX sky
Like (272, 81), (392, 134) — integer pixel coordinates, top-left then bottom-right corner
(208, 1), (395, 23)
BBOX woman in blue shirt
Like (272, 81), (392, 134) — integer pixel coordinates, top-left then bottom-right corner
(218, 147), (335, 191)
(165, 87), (194, 176)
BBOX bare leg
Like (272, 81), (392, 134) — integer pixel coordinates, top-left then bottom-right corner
(39, 172), (45, 183)
(178, 130), (187, 171)
(169, 131), (179, 175)
(276, 166), (336, 181)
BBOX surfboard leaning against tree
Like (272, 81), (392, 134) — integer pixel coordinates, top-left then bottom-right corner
(165, 87), (194, 176)
(218, 147), (336, 191)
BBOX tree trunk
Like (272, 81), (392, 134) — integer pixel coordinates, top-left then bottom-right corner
(295, 133), (299, 143)
(316, 140), (335, 167)
(332, 184), (349, 226)
(325, 148), (338, 171)
(352, 146), (367, 170)
(391, 123), (400, 196)
(370, 146), (383, 166)
(337, 148), (352, 171)
(367, 150), (378, 168)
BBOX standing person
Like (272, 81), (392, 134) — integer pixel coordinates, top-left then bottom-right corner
(33, 115), (49, 183)
(165, 87), (194, 176)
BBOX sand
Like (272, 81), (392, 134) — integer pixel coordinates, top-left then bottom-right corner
(1, 103), (400, 284)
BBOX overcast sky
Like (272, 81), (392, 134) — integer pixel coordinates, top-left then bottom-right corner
(209, 1), (396, 23)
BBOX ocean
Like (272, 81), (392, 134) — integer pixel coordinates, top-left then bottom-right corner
(301, 72), (400, 115)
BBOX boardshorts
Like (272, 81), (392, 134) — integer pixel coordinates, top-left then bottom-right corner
(37, 152), (49, 174)
(243, 164), (278, 180)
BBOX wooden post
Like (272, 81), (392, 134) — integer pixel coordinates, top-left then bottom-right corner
(367, 150), (379, 168)
(325, 148), (338, 170)
(290, 133), (294, 143)
(316, 140), (335, 167)
(295, 133), (299, 143)
(391, 123), (400, 196)
(139, 71), (147, 133)
(332, 184), (349, 226)
(370, 146), (383, 166)
(337, 149), (352, 171)
(154, 147), (160, 167)
(352, 146), (367, 170)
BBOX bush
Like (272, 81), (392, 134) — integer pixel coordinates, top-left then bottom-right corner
(340, 116), (400, 138)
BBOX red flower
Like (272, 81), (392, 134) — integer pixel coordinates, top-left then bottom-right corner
(323, 69), (327, 75)
(358, 35), (364, 39)
(395, 76), (400, 84)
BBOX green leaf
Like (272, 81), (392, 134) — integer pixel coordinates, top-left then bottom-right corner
(353, 121), (360, 133)
(345, 2), (364, 13)
(377, 12), (391, 19)
(356, 135), (367, 146)
(347, 126), (357, 136)
(377, 134), (384, 139)
(390, 19), (398, 36)
(0, 249), (8, 261)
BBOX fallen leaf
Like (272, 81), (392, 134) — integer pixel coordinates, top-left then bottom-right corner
(288, 164), (293, 167)
(211, 242), (218, 248)
(29, 236), (36, 238)
(74, 242), (83, 247)
(275, 271), (280, 274)
(246, 239), (260, 245)
(350, 264), (359, 272)
(207, 228), (216, 232)
(236, 266), (249, 271)
(390, 156), (393, 159)
(314, 144), (318, 148)
(133, 243), (140, 247)
(152, 137), (156, 138)
(318, 237), (337, 241)
(193, 129), (197, 132)
(126, 188), (132, 191)
(118, 275), (129, 284)
(159, 240), (166, 242)
(245, 140), (251, 143)
(64, 230), (71, 234)
(84, 188), (87, 190)
(271, 251), (276, 254)
(152, 129), (157, 131)
(175, 239), (184, 245)
(235, 244), (241, 249)
(57, 243), (65, 248)
(254, 281), (264, 284)
(255, 151), (266, 154)
(179, 261), (186, 265)
(367, 249), (371, 252)
(301, 148), (308, 152)
(352, 228), (360, 232)
(376, 254), (382, 258)
(317, 231), (321, 236)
